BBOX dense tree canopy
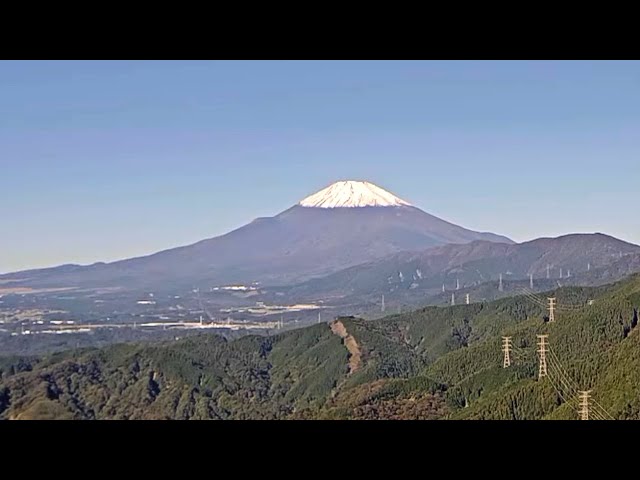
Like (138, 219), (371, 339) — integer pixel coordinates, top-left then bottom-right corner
(2, 274), (639, 420)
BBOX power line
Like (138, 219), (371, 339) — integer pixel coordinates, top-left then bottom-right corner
(591, 397), (615, 421)
(546, 360), (606, 421)
(545, 359), (605, 419)
(547, 346), (613, 420)
(516, 288), (549, 308)
(545, 370), (580, 415)
(546, 352), (580, 395)
(518, 287), (590, 312)
(510, 345), (532, 360)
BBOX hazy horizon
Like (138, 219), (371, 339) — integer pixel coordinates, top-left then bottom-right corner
(2, 60), (639, 272)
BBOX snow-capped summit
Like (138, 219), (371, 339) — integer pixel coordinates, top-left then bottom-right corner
(299, 180), (412, 208)
(4, 179), (513, 290)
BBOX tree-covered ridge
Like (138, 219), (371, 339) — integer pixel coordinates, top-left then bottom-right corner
(1, 274), (639, 420)
(428, 275), (640, 419)
(0, 324), (349, 420)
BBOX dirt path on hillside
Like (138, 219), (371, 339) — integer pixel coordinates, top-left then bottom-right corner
(330, 320), (362, 374)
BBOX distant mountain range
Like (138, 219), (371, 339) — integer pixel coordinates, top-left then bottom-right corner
(3, 180), (639, 312)
(279, 233), (640, 304)
(0, 180), (512, 291)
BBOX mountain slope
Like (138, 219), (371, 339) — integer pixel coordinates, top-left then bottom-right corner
(283, 233), (640, 300)
(0, 181), (512, 290)
(2, 273), (639, 420)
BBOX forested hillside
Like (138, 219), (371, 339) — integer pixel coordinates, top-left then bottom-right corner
(2, 274), (639, 420)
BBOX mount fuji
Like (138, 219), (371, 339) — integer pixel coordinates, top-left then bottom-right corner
(1, 180), (513, 290)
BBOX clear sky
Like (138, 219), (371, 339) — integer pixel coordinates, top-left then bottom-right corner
(1, 60), (639, 273)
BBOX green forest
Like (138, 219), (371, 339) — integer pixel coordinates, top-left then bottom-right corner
(2, 274), (639, 420)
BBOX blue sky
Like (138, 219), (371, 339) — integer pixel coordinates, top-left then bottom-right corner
(1, 60), (639, 272)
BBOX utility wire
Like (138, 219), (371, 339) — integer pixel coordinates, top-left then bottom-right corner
(547, 346), (613, 420)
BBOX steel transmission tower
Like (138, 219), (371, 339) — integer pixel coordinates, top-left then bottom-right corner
(502, 336), (512, 368)
(537, 334), (549, 379)
(548, 298), (556, 323)
(579, 391), (592, 420)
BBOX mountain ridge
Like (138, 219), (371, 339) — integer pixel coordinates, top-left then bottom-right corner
(0, 181), (512, 290)
(281, 233), (640, 300)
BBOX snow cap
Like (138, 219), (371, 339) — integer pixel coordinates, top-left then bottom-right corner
(299, 180), (412, 208)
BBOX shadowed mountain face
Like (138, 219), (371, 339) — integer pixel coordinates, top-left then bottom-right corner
(284, 233), (640, 298)
(0, 182), (513, 291)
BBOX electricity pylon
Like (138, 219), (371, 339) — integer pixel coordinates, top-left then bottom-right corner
(502, 336), (512, 368)
(548, 298), (556, 323)
(579, 390), (592, 420)
(537, 334), (549, 379)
